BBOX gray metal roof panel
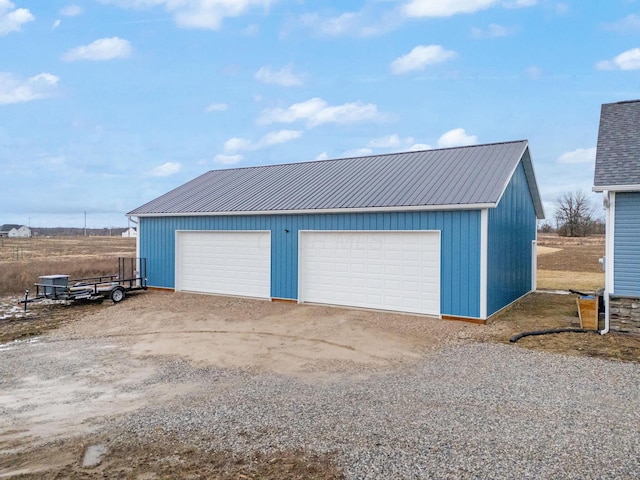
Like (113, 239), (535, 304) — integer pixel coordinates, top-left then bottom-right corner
(594, 99), (640, 188)
(130, 140), (544, 217)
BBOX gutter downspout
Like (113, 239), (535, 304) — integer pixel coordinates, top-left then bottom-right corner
(600, 190), (611, 335)
(126, 215), (141, 288)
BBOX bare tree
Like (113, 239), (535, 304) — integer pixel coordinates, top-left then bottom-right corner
(554, 191), (595, 237)
(537, 220), (554, 234)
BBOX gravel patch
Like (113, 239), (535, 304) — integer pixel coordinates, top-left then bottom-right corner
(101, 343), (640, 479)
(2, 306), (638, 480)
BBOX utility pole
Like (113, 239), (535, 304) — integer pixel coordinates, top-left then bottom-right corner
(84, 211), (87, 236)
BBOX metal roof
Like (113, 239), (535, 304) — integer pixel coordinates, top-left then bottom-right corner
(129, 140), (544, 219)
(594, 99), (640, 190)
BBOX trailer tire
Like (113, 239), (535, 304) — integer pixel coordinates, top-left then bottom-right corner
(110, 287), (125, 303)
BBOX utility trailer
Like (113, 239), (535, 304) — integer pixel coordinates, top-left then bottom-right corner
(22, 257), (147, 307)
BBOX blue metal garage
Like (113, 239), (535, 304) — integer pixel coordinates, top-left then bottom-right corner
(128, 140), (544, 322)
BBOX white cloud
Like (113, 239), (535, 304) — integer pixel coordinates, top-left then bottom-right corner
(408, 143), (432, 151)
(343, 148), (373, 158)
(224, 137), (253, 152)
(224, 129), (303, 153)
(504, 0), (536, 7)
(255, 64), (304, 87)
(402, 0), (498, 18)
(62, 37), (132, 62)
(214, 153), (243, 165)
(558, 147), (596, 165)
(205, 102), (228, 112)
(345, 135), (431, 158)
(243, 24), (259, 36)
(596, 48), (640, 71)
(555, 3), (568, 15)
(470, 23), (514, 39)
(301, 11), (359, 37)
(259, 129), (302, 147)
(390, 45), (457, 75)
(603, 14), (640, 34)
(526, 65), (543, 78)
(61, 4), (83, 16)
(315, 152), (329, 161)
(297, 7), (402, 38)
(258, 97), (384, 128)
(52, 19), (61, 29)
(101, 0), (272, 30)
(367, 134), (423, 151)
(0, 0), (34, 35)
(437, 128), (478, 148)
(367, 134), (408, 149)
(149, 162), (181, 177)
(0, 72), (59, 105)
(402, 0), (536, 17)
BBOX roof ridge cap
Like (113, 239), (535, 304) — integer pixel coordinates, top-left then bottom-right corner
(207, 139), (530, 174)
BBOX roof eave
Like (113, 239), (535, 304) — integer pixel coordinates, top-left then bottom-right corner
(127, 202), (498, 218)
(593, 184), (640, 192)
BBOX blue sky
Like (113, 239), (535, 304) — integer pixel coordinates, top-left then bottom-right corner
(1, 0), (639, 228)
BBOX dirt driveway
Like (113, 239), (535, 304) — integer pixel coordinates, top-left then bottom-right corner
(59, 291), (473, 376)
(0, 292), (473, 478)
(1, 292), (639, 479)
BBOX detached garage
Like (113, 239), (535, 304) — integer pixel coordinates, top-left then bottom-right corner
(128, 140), (544, 322)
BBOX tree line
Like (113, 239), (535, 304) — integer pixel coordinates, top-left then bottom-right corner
(538, 191), (604, 236)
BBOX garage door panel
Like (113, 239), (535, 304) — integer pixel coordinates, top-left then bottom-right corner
(177, 231), (270, 299)
(299, 231), (440, 315)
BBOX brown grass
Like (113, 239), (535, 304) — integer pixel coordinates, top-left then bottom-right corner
(537, 270), (603, 292)
(487, 292), (640, 362)
(537, 234), (605, 291)
(0, 237), (135, 296)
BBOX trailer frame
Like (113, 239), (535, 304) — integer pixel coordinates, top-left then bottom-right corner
(22, 257), (147, 307)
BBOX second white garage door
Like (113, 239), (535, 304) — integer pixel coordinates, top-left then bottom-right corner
(299, 231), (440, 315)
(176, 231), (271, 299)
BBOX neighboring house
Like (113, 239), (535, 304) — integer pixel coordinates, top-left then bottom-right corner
(593, 99), (640, 335)
(122, 227), (137, 238)
(0, 224), (31, 238)
(128, 140), (544, 323)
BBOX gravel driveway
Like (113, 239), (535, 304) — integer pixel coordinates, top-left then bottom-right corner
(1, 293), (639, 478)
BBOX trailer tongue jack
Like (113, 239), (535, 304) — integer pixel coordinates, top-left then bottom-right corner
(21, 257), (147, 308)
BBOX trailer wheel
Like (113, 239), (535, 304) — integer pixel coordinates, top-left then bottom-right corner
(110, 287), (125, 303)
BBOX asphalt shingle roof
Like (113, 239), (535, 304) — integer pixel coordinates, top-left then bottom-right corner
(129, 140), (544, 219)
(0, 224), (22, 232)
(594, 99), (640, 189)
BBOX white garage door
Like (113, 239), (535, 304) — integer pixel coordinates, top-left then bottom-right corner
(176, 231), (271, 299)
(299, 231), (440, 315)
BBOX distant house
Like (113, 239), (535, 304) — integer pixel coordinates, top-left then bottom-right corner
(122, 227), (137, 238)
(593, 99), (640, 335)
(128, 140), (544, 323)
(0, 224), (31, 238)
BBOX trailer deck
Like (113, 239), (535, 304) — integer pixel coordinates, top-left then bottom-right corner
(22, 257), (147, 306)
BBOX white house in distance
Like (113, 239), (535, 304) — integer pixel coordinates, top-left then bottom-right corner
(0, 224), (31, 238)
(122, 227), (137, 238)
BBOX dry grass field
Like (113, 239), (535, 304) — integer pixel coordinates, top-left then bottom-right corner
(536, 234), (605, 291)
(0, 236), (136, 296)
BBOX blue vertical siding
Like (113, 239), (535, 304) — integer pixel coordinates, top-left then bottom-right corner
(614, 192), (640, 296)
(487, 161), (537, 316)
(139, 209), (482, 318)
